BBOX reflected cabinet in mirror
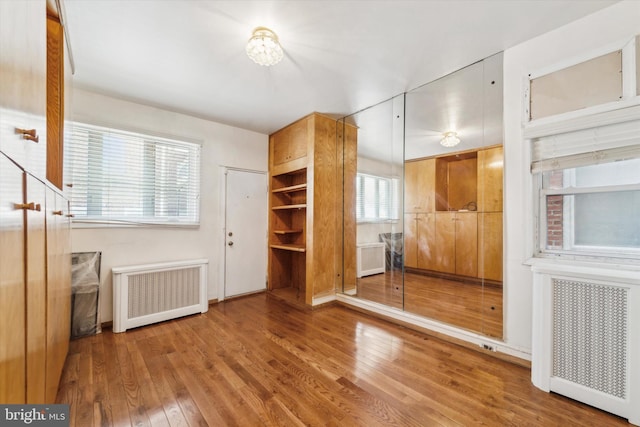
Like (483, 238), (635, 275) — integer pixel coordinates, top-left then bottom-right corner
(342, 53), (504, 338)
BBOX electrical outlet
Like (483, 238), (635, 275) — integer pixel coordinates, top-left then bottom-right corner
(480, 343), (496, 352)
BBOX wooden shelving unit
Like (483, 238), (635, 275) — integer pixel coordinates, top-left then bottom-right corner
(272, 204), (307, 210)
(270, 244), (307, 252)
(267, 113), (357, 306)
(272, 183), (307, 194)
(273, 229), (303, 235)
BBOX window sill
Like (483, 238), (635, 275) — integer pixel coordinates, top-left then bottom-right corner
(356, 219), (400, 225)
(71, 220), (200, 230)
(525, 254), (640, 276)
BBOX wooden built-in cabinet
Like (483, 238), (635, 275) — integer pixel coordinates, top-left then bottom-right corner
(0, 0), (72, 403)
(268, 113), (356, 306)
(45, 188), (72, 402)
(405, 159), (435, 213)
(0, 155), (27, 403)
(404, 146), (503, 283)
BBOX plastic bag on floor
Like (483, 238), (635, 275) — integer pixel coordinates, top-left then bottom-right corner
(71, 251), (101, 339)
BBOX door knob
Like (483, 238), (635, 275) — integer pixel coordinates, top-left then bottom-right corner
(228, 241), (234, 246)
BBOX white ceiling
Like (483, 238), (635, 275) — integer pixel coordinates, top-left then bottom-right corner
(63, 0), (618, 135)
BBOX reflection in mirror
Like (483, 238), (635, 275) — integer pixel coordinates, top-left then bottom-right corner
(341, 53), (504, 339)
(342, 96), (405, 309)
(403, 53), (504, 338)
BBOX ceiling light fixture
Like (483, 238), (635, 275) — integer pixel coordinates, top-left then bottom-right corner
(440, 131), (460, 147)
(246, 26), (283, 66)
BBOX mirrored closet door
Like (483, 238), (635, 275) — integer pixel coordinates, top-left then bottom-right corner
(341, 53), (504, 339)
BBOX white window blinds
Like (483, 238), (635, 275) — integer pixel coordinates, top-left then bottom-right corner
(356, 173), (399, 222)
(65, 123), (201, 226)
(530, 119), (640, 173)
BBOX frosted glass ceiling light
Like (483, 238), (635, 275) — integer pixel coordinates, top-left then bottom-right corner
(246, 27), (283, 66)
(440, 131), (460, 147)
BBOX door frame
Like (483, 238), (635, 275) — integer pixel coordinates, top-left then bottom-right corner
(217, 166), (268, 302)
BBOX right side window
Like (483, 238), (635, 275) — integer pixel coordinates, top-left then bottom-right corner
(538, 155), (640, 260)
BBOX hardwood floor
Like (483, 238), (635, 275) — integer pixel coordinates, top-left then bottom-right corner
(56, 293), (626, 426)
(356, 271), (503, 338)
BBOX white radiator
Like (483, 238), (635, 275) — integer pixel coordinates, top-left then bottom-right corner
(356, 243), (385, 278)
(531, 261), (640, 425)
(112, 259), (208, 333)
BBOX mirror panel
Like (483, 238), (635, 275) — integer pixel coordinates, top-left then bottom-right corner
(341, 53), (504, 339)
(341, 96), (405, 308)
(403, 53), (504, 338)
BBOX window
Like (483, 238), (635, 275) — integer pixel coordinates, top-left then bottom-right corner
(65, 123), (201, 226)
(532, 119), (640, 261)
(356, 173), (399, 222)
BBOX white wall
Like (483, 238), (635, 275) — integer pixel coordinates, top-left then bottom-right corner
(69, 89), (268, 322)
(503, 0), (640, 350)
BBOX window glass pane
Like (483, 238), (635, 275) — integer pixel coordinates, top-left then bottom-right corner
(65, 123), (200, 226)
(540, 155), (640, 259)
(574, 191), (640, 248)
(543, 158), (640, 189)
(355, 172), (398, 222)
(544, 190), (640, 253)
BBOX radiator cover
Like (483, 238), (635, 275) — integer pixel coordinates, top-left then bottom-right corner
(552, 278), (628, 399)
(112, 259), (208, 333)
(356, 243), (385, 278)
(531, 261), (640, 425)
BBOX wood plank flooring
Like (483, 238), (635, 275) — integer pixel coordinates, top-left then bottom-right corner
(357, 271), (503, 338)
(56, 293), (627, 426)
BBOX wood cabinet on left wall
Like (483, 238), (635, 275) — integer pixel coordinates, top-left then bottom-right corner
(0, 0), (72, 403)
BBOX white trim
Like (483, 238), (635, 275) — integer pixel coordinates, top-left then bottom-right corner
(541, 183), (640, 196)
(336, 293), (531, 362)
(312, 294), (336, 306)
(622, 36), (637, 99)
(527, 35), (634, 81)
(528, 257), (640, 281)
(524, 101), (640, 140)
(218, 166), (227, 302)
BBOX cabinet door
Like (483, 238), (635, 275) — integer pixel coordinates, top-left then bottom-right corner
(0, 0), (47, 178)
(45, 189), (71, 403)
(477, 146), (503, 212)
(404, 214), (417, 268)
(416, 213), (435, 270)
(434, 212), (455, 274)
(271, 118), (308, 167)
(455, 212), (478, 277)
(0, 155), (26, 403)
(405, 159), (435, 213)
(26, 174), (46, 403)
(478, 212), (503, 282)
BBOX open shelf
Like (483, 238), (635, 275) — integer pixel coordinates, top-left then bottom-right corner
(272, 204), (306, 210)
(273, 229), (303, 235)
(270, 244), (306, 253)
(272, 183), (307, 194)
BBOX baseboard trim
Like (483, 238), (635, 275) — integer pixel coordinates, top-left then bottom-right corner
(336, 293), (531, 367)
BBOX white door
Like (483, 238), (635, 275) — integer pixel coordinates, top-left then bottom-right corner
(224, 168), (268, 298)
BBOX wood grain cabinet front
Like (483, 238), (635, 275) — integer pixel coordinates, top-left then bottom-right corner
(268, 113), (356, 306)
(0, 0), (47, 179)
(45, 187), (71, 403)
(405, 146), (502, 282)
(0, 154), (27, 404)
(270, 116), (310, 175)
(0, 0), (72, 404)
(404, 158), (435, 214)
